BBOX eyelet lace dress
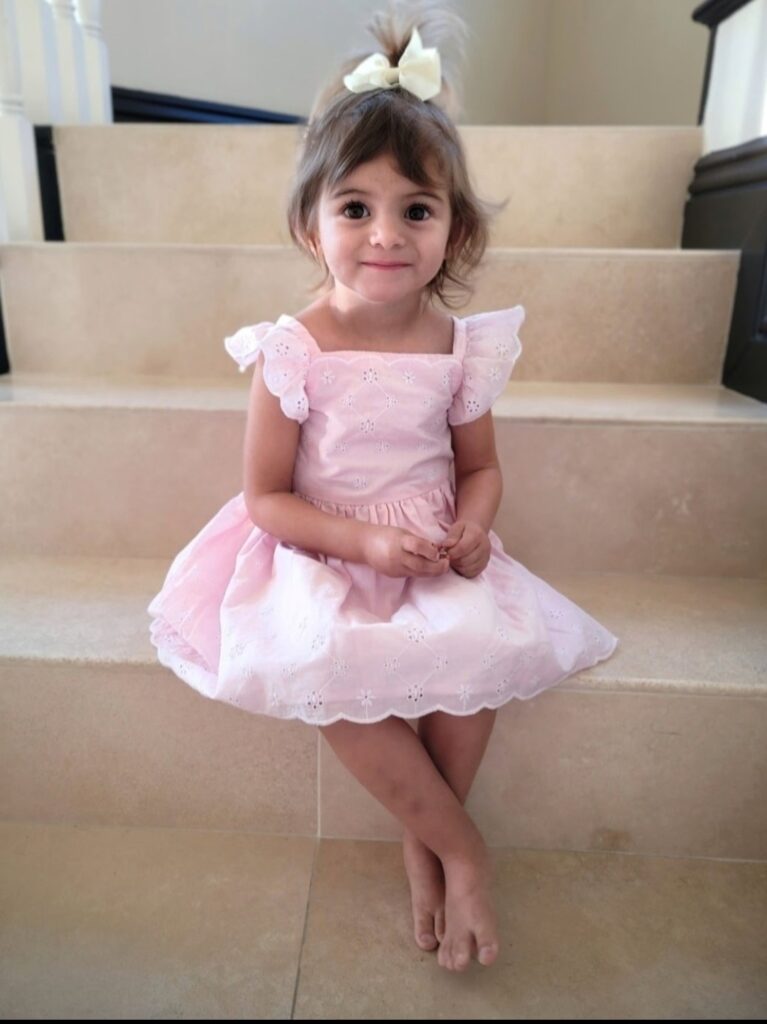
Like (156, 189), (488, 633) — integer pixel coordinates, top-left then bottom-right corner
(147, 306), (618, 725)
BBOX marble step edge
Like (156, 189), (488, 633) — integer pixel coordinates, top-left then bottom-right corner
(0, 555), (764, 701)
(0, 240), (733, 260)
(55, 123), (703, 134)
(1, 373), (765, 426)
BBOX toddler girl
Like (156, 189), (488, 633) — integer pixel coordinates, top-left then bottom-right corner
(147, 0), (619, 974)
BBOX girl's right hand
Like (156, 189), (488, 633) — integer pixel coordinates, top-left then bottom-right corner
(363, 525), (451, 578)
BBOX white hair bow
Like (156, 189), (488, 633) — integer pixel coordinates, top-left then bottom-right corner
(343, 26), (441, 102)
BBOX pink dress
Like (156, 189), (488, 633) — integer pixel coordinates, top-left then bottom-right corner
(147, 306), (618, 725)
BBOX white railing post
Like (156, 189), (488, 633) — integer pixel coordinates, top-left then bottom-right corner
(15, 0), (62, 123)
(75, 0), (112, 123)
(44, 0), (89, 122)
(0, 0), (44, 241)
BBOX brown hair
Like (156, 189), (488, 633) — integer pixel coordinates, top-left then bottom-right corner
(285, 0), (507, 311)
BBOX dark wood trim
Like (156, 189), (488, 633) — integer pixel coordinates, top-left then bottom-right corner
(111, 85), (306, 125)
(692, 0), (755, 27)
(683, 136), (767, 402)
(690, 135), (767, 194)
(34, 125), (64, 242)
(696, 23), (716, 126)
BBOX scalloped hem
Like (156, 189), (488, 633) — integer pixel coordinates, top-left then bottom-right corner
(148, 617), (619, 728)
(264, 634), (619, 726)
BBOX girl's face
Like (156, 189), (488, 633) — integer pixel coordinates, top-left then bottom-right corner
(313, 152), (452, 310)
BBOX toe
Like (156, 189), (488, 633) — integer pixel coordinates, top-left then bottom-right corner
(414, 909), (438, 951)
(453, 940), (472, 972)
(434, 907), (446, 943)
(477, 937), (499, 966)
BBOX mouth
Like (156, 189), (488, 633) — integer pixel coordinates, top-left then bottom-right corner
(362, 262), (410, 269)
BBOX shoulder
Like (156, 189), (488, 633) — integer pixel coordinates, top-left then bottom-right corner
(459, 305), (525, 361)
(462, 305), (526, 340)
(223, 316), (312, 374)
(448, 305), (526, 426)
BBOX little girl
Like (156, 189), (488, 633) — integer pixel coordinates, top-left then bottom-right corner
(147, 1), (618, 974)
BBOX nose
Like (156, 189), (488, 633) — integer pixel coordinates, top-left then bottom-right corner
(369, 212), (406, 249)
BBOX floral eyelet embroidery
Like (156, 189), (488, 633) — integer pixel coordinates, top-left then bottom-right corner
(407, 682), (425, 703)
(304, 690), (324, 712)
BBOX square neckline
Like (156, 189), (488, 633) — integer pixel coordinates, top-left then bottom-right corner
(280, 313), (464, 361)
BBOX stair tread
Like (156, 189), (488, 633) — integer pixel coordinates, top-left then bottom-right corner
(2, 372), (765, 424)
(1, 554), (764, 696)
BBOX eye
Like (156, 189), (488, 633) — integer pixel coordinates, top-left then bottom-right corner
(341, 201), (367, 219)
(340, 201), (433, 221)
(407, 203), (433, 221)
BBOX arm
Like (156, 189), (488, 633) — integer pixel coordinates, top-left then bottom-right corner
(454, 466), (502, 533)
(242, 351), (373, 563)
(450, 410), (503, 533)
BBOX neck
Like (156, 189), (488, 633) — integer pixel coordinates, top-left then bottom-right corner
(326, 290), (430, 341)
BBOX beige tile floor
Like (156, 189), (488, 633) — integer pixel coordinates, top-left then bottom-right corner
(1, 822), (765, 1019)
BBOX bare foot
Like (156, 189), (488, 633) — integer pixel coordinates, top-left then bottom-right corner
(438, 849), (500, 972)
(402, 830), (446, 951)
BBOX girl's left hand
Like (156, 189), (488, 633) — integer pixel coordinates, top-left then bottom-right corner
(438, 519), (491, 579)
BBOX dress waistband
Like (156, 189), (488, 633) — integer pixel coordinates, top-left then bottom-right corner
(293, 479), (453, 511)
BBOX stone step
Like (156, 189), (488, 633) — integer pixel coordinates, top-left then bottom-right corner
(1, 555), (764, 860)
(1, 374), (764, 574)
(0, 242), (738, 384)
(1, 822), (763, 1017)
(52, 124), (703, 248)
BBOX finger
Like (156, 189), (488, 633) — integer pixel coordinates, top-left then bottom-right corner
(450, 523), (466, 544)
(450, 552), (481, 574)
(403, 551), (448, 576)
(404, 535), (442, 562)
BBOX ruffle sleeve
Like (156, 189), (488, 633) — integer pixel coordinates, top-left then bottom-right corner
(447, 305), (525, 426)
(223, 320), (311, 424)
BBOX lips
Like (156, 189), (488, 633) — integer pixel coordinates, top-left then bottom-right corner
(363, 262), (410, 268)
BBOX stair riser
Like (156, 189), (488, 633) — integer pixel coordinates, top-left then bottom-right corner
(2, 662), (765, 861)
(0, 245), (738, 384)
(2, 407), (765, 575)
(53, 124), (703, 248)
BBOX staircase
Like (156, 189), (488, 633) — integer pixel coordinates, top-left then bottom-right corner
(1, 124), (765, 1017)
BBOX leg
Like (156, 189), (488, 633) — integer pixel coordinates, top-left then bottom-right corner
(319, 713), (499, 971)
(403, 709), (497, 951)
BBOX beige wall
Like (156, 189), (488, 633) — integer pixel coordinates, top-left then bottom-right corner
(546, 0), (707, 126)
(101, 0), (708, 126)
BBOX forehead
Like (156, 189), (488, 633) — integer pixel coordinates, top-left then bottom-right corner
(326, 154), (446, 199)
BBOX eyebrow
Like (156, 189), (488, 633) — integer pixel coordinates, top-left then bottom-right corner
(331, 187), (445, 204)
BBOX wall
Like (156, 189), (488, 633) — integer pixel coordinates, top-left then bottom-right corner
(101, 0), (708, 126)
(545, 0), (707, 126)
